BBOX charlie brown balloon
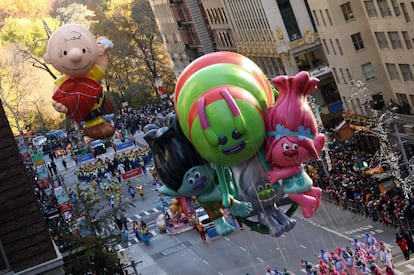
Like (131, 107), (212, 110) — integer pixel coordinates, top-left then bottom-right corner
(43, 24), (115, 139)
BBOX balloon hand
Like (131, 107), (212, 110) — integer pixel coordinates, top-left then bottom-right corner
(52, 100), (68, 113)
(230, 199), (252, 217)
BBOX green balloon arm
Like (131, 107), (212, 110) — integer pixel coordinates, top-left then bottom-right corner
(258, 148), (271, 171)
(215, 164), (231, 208)
(223, 166), (238, 198)
(258, 148), (279, 191)
(285, 202), (299, 217)
(238, 217), (269, 235)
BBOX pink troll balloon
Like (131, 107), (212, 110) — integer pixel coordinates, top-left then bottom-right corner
(264, 71), (325, 218)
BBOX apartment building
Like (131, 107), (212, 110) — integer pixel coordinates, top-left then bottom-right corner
(308, 0), (414, 114)
(308, 0), (414, 167)
(149, 0), (343, 128)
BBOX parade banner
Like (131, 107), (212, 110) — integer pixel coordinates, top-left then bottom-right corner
(121, 167), (143, 180)
(37, 165), (49, 180)
(31, 151), (43, 163)
(39, 177), (51, 189)
(58, 201), (72, 213)
(77, 152), (95, 164)
(115, 140), (134, 151)
(54, 186), (70, 205)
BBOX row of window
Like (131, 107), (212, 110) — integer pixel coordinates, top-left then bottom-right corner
(206, 7), (228, 25)
(332, 61), (414, 86)
(375, 31), (413, 50)
(215, 31), (234, 48)
(386, 63), (414, 81)
(322, 30), (412, 57)
(364, 0), (413, 22)
(312, 1), (414, 28)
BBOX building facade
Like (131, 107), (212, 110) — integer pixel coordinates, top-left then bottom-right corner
(0, 99), (64, 274)
(149, 0), (343, 128)
(308, 0), (414, 172)
(308, 0), (414, 114)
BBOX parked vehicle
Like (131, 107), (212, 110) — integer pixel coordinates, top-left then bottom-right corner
(195, 207), (214, 231)
(46, 130), (67, 141)
(32, 135), (47, 147)
(90, 139), (106, 157)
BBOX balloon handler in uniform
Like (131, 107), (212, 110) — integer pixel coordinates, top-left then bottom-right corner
(43, 24), (115, 139)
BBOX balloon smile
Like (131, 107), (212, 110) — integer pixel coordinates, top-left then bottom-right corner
(222, 141), (246, 155)
(61, 61), (92, 72)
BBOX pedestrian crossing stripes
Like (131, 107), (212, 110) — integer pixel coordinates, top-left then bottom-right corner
(101, 207), (163, 251)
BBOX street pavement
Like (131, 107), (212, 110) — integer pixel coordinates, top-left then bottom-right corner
(44, 131), (414, 275)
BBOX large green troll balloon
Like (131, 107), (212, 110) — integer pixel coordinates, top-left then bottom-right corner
(174, 52), (276, 208)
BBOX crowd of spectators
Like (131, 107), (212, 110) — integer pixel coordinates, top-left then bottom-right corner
(113, 101), (174, 135)
(307, 138), (414, 232)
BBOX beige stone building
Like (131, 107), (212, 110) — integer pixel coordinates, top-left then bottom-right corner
(308, 0), (414, 115)
(149, 0), (343, 127)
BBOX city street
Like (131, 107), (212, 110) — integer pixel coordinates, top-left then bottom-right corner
(45, 131), (414, 275)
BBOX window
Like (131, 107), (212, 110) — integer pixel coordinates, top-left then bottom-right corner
(362, 62), (376, 80)
(277, 0), (301, 41)
(388, 31), (402, 49)
(346, 68), (352, 82)
(351, 33), (365, 51)
(399, 64), (414, 81)
(329, 39), (337, 55)
(342, 96), (350, 112)
(312, 10), (320, 26)
(377, 0), (392, 16)
(319, 10), (326, 26)
(402, 31), (412, 49)
(336, 39), (343, 55)
(341, 2), (354, 21)
(385, 63), (400, 80)
(375, 32), (389, 49)
(322, 39), (330, 54)
(364, 0), (378, 17)
(340, 68), (346, 84)
(332, 67), (339, 82)
(401, 3), (411, 22)
(391, 0), (401, 15)
(325, 9), (333, 25)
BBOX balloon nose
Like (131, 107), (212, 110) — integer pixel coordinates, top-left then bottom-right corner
(68, 48), (82, 62)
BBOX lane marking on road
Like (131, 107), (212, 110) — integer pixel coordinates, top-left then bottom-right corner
(143, 211), (150, 216)
(202, 259), (209, 265)
(224, 237), (230, 241)
(300, 244), (306, 249)
(320, 225), (353, 241)
(239, 246), (247, 251)
(153, 207), (160, 212)
(257, 257), (264, 263)
(134, 214), (142, 220)
(127, 217), (133, 223)
(406, 263), (414, 270)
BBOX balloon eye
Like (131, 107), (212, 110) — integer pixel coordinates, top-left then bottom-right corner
(194, 171), (201, 178)
(218, 135), (227, 145)
(282, 143), (289, 150)
(63, 51), (67, 55)
(82, 48), (86, 53)
(232, 129), (242, 140)
(188, 177), (195, 184)
(257, 185), (264, 191)
(292, 143), (298, 150)
(265, 183), (272, 189)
